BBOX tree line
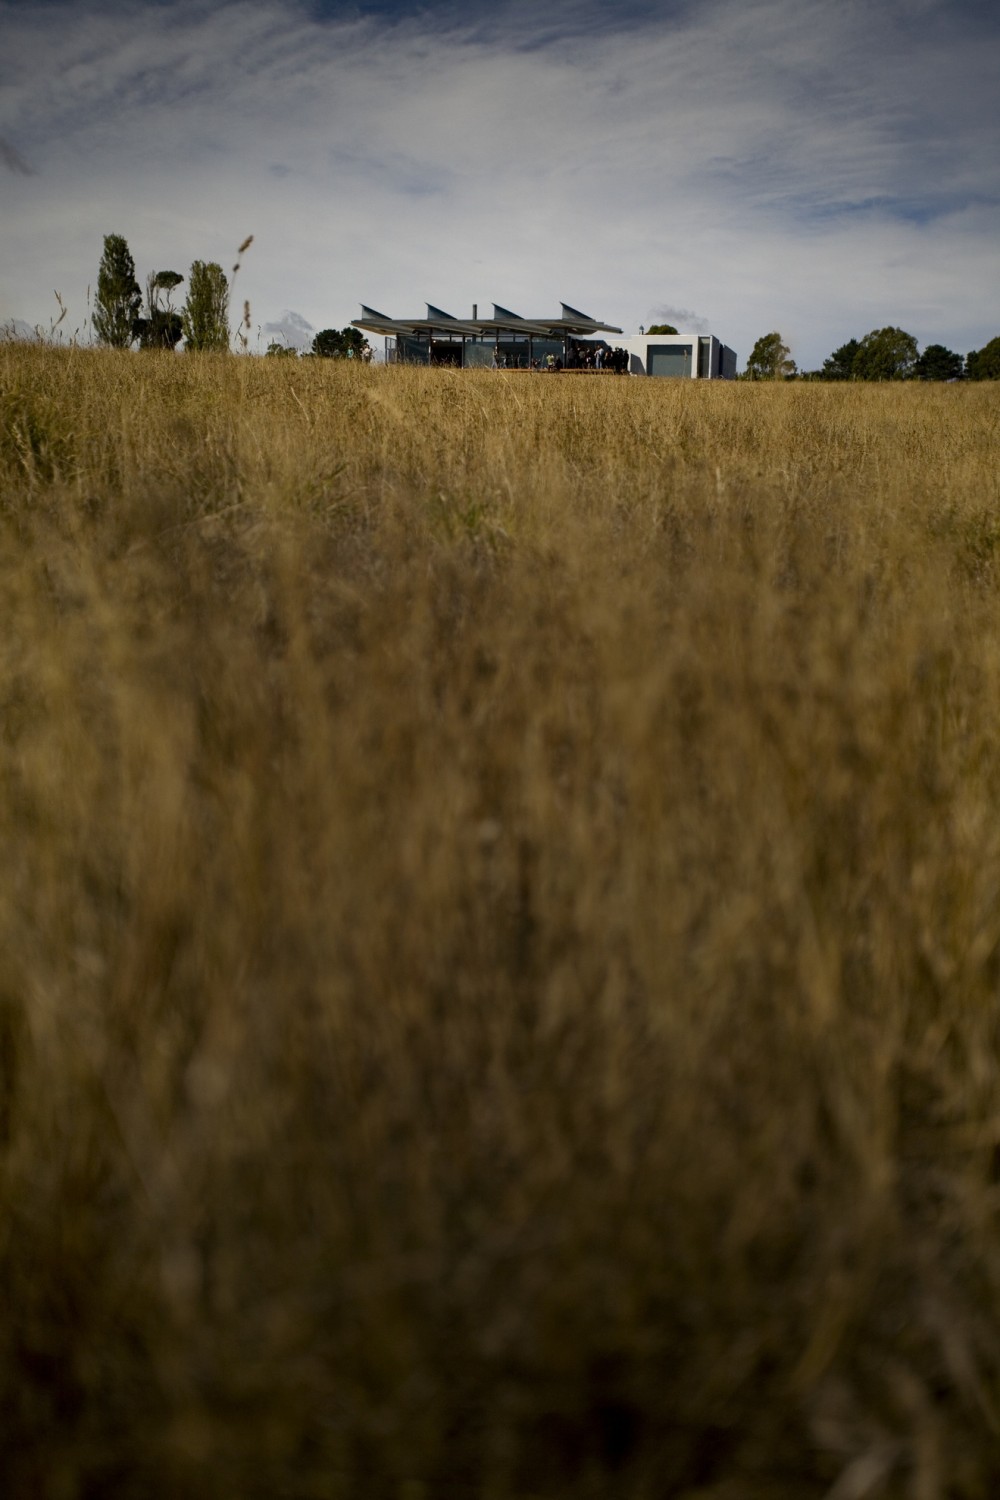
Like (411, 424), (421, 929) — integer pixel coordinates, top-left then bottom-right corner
(744, 327), (1000, 381)
(93, 232), (997, 377)
(266, 327), (372, 360)
(93, 233), (236, 353)
(93, 232), (369, 360)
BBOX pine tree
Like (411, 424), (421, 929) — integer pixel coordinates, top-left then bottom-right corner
(182, 262), (230, 352)
(914, 344), (964, 381)
(93, 234), (141, 349)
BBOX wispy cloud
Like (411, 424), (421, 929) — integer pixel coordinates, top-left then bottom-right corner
(1, 0), (997, 364)
(648, 307), (709, 335)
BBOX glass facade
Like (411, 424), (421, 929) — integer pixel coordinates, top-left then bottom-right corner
(395, 335), (431, 364)
(463, 341), (494, 369)
(385, 331), (739, 377)
(392, 335), (567, 369)
(466, 338), (564, 369)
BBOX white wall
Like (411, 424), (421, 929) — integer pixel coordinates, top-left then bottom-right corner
(588, 332), (737, 378)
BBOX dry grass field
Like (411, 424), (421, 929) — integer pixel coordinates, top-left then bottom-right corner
(2, 344), (1000, 1498)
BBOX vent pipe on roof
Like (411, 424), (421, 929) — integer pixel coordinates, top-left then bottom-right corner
(472, 303), (477, 320)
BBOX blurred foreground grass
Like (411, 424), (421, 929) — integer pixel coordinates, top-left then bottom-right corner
(2, 345), (1000, 1497)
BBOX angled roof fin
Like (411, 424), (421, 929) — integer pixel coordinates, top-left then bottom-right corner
(360, 305), (394, 323)
(426, 304), (457, 321)
(561, 303), (597, 323)
(493, 304), (524, 321)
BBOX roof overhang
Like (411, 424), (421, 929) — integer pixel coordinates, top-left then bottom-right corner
(352, 302), (623, 341)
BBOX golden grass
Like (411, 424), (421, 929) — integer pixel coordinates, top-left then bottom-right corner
(2, 344), (1000, 1498)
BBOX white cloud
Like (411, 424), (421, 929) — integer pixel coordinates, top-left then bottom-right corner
(0, 0), (997, 365)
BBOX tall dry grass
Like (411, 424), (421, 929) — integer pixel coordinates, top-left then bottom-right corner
(2, 344), (1000, 1498)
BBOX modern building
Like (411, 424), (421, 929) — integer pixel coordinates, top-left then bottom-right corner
(352, 304), (737, 378)
(353, 303), (621, 370)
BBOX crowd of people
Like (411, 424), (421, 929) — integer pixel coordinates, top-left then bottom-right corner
(491, 343), (631, 373)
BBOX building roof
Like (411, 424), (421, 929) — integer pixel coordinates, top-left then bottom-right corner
(352, 303), (623, 340)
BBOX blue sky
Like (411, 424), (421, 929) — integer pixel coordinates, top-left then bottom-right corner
(1, 0), (998, 367)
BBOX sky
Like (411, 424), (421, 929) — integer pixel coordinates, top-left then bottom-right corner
(1, 0), (998, 369)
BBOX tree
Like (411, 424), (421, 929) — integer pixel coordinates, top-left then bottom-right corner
(744, 331), (796, 380)
(182, 261), (230, 352)
(312, 327), (371, 360)
(134, 270), (184, 350)
(914, 343), (964, 381)
(646, 323), (678, 335)
(852, 326), (917, 381)
(93, 233), (141, 348)
(821, 339), (860, 380)
(966, 336), (1000, 380)
(266, 342), (298, 358)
